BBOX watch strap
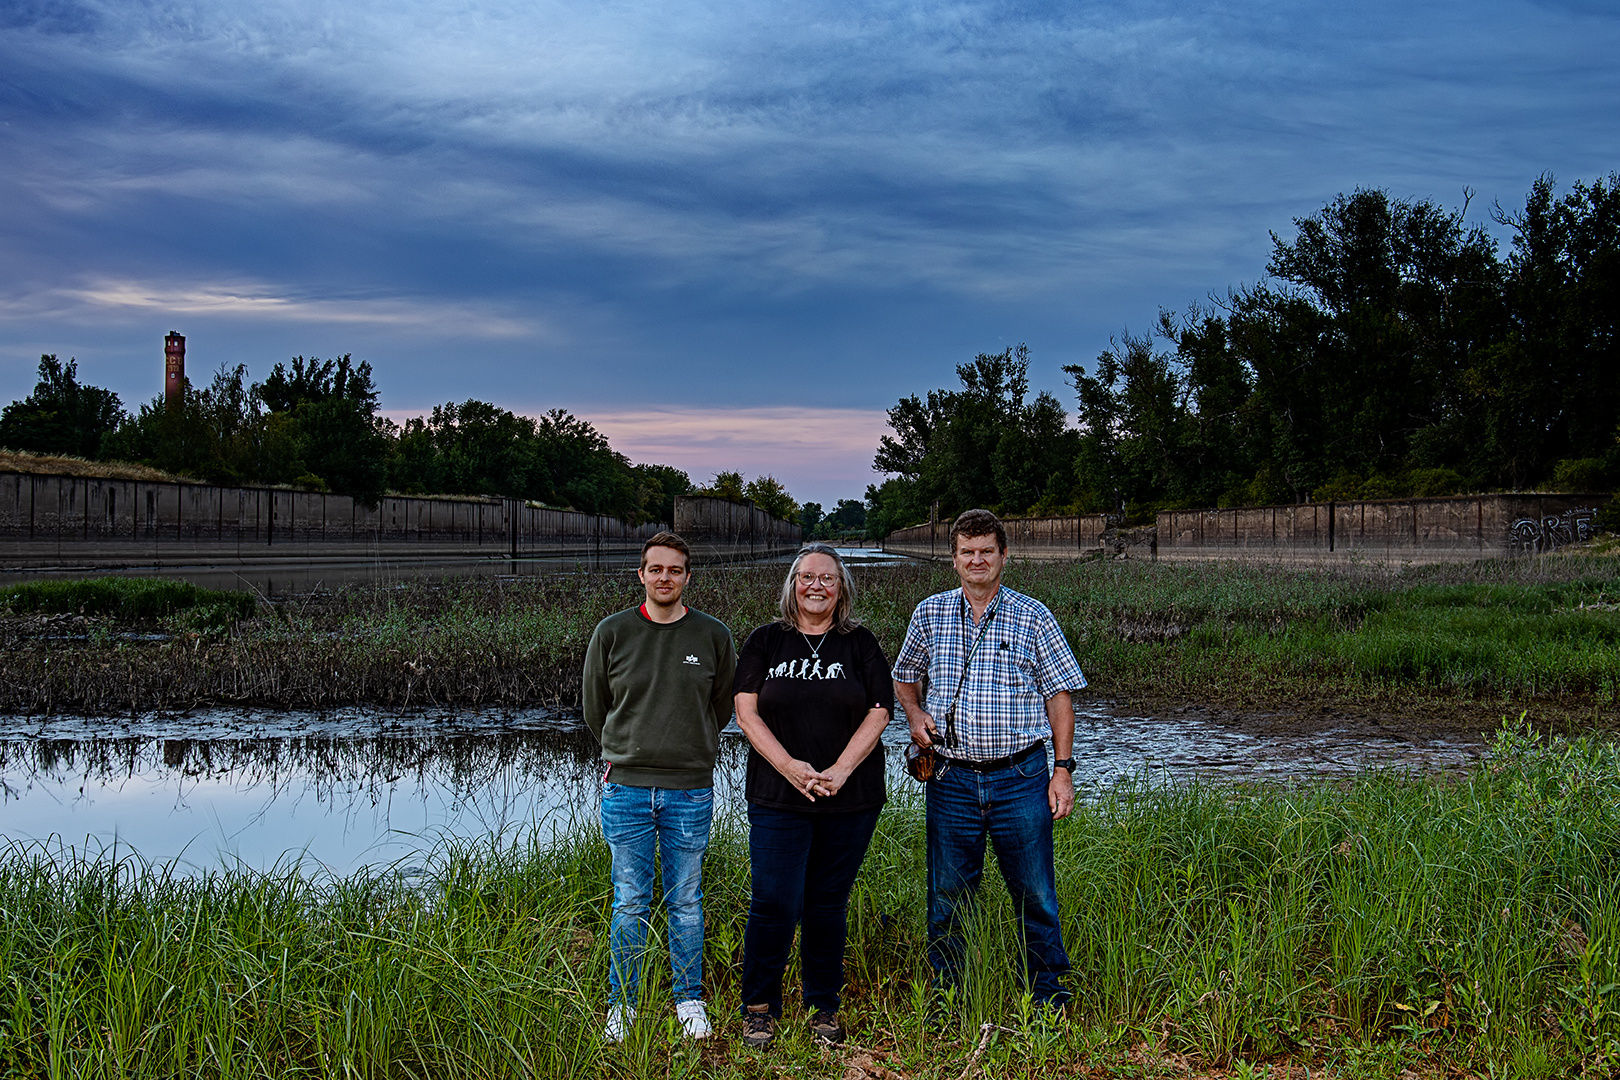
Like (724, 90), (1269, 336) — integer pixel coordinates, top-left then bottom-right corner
(1053, 757), (1075, 772)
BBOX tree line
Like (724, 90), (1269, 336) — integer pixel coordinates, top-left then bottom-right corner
(0, 355), (799, 526)
(867, 174), (1620, 536)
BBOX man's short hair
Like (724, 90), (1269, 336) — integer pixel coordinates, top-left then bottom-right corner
(950, 509), (1006, 554)
(641, 531), (692, 570)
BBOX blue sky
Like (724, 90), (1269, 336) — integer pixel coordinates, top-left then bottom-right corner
(2, 0), (1616, 507)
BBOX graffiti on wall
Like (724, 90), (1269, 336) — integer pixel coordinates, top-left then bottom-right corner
(1509, 508), (1596, 554)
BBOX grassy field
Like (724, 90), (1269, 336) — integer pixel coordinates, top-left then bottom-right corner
(2, 722), (1617, 1078)
(2, 552), (1617, 717)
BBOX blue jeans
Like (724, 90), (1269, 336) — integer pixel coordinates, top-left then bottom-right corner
(600, 782), (714, 1007)
(926, 750), (1070, 1006)
(740, 804), (882, 1017)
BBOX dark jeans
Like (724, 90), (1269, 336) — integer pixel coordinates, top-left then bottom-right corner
(926, 749), (1070, 1006)
(740, 803), (882, 1017)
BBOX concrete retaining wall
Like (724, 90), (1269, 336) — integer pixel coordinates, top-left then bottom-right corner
(882, 514), (1114, 561)
(1158, 494), (1607, 563)
(0, 472), (664, 567)
(883, 494), (1610, 564)
(673, 495), (802, 561)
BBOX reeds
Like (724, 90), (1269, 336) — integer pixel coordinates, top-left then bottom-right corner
(2, 723), (1617, 1078)
(1, 553), (1616, 714)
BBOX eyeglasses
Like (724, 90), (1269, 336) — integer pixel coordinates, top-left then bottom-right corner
(796, 572), (839, 587)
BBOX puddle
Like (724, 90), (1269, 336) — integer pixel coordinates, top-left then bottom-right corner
(0, 704), (1489, 875)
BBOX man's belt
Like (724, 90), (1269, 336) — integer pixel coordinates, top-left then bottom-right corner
(942, 740), (1044, 773)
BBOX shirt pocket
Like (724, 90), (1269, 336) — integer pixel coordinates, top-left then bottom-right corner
(990, 639), (1038, 691)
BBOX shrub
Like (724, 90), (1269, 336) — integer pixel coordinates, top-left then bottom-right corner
(1553, 457), (1608, 492)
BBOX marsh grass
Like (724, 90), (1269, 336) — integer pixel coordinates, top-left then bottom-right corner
(1, 553), (1617, 713)
(3, 724), (1618, 1078)
(0, 577), (256, 623)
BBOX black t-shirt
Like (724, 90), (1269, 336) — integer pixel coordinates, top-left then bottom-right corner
(734, 622), (894, 813)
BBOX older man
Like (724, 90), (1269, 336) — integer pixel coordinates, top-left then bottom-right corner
(891, 509), (1086, 1011)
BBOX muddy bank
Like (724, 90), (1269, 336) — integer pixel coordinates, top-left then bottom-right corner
(1119, 690), (1617, 748)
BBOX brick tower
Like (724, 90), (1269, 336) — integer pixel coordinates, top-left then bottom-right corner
(164, 331), (185, 411)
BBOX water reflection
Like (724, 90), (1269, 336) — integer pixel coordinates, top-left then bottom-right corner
(0, 704), (1488, 875)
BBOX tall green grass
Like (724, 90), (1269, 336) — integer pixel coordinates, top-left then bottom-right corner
(3, 723), (1618, 1078)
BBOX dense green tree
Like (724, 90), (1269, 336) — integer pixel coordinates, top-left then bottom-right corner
(1478, 173), (1620, 488)
(0, 356), (124, 459)
(392, 401), (543, 499)
(256, 356), (389, 502)
(742, 475), (797, 521)
(1062, 188), (1520, 514)
(701, 471), (747, 501)
(827, 498), (866, 533)
(870, 344), (1080, 529)
(633, 463), (691, 526)
(1235, 188), (1505, 498)
(798, 502), (824, 533)
(101, 365), (260, 484)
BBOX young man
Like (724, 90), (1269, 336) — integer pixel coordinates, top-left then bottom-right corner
(582, 532), (737, 1042)
(891, 509), (1086, 1013)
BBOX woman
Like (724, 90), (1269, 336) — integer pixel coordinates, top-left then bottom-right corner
(733, 542), (893, 1050)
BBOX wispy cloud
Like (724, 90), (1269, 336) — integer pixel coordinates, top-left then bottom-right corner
(0, 278), (542, 338)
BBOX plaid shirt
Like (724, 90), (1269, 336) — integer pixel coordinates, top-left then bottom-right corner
(892, 585), (1086, 763)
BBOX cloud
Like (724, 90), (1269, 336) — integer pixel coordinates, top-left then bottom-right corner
(0, 278), (544, 338)
(3, 0), (1617, 417)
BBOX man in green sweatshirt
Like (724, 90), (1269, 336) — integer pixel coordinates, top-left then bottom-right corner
(583, 531), (737, 1043)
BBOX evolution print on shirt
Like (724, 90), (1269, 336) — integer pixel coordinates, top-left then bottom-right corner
(767, 658), (846, 681)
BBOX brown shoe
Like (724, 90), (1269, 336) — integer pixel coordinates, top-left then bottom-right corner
(808, 1010), (844, 1046)
(741, 1005), (775, 1050)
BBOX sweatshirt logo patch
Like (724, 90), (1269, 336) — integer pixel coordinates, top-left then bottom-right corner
(683, 655), (701, 665)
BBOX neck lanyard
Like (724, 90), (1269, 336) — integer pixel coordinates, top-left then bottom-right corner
(942, 588), (999, 750)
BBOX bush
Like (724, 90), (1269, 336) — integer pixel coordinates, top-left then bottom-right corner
(0, 577), (256, 621)
(1405, 466), (1466, 497)
(1553, 457), (1608, 492)
(1596, 499), (1620, 535)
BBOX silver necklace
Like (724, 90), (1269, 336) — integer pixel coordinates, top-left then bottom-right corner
(798, 628), (830, 660)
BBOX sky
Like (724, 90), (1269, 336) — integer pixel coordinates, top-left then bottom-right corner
(2, 0), (1617, 508)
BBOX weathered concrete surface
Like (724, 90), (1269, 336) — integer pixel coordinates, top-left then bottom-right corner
(0, 475), (804, 570)
(674, 494), (802, 561)
(883, 494), (1610, 564)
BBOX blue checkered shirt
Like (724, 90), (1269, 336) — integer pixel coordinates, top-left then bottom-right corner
(892, 585), (1087, 763)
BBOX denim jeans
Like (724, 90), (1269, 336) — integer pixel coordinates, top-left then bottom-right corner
(600, 782), (714, 1007)
(926, 749), (1070, 1006)
(740, 803), (882, 1017)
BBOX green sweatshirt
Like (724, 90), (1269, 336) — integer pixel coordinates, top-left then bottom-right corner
(581, 606), (737, 789)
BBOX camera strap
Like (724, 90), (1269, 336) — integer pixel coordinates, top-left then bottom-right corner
(942, 590), (1000, 751)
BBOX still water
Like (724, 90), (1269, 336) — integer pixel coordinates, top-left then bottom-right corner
(0, 704), (1488, 876)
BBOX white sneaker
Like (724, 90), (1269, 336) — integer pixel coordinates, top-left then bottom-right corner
(675, 999), (712, 1039)
(603, 1003), (634, 1043)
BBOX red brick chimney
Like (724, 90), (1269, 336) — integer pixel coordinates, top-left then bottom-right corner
(164, 331), (185, 411)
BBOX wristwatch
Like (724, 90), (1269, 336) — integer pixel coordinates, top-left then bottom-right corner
(1052, 758), (1075, 772)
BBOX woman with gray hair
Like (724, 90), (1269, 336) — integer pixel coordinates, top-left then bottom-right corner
(732, 542), (893, 1050)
